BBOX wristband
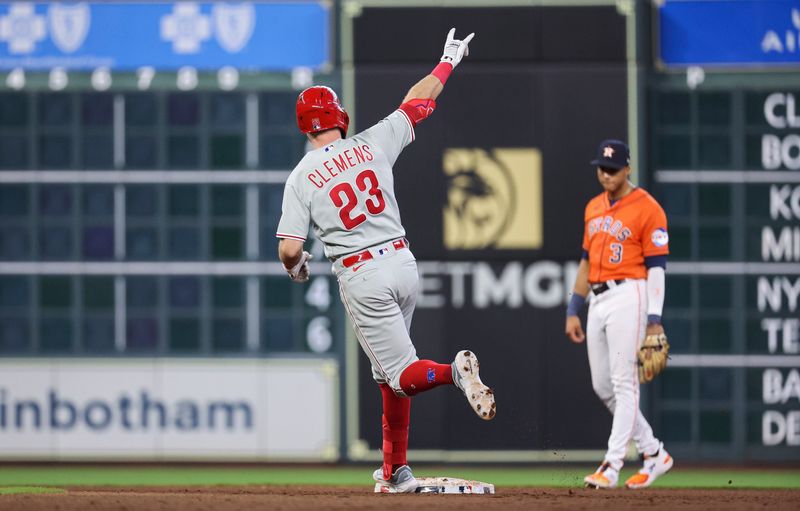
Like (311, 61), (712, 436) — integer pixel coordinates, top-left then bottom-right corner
(432, 62), (453, 85)
(566, 293), (586, 317)
(647, 314), (662, 325)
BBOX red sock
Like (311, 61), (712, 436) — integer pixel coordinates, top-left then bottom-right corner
(380, 383), (410, 480)
(398, 360), (454, 396)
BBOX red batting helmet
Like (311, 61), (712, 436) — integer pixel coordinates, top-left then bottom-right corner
(296, 86), (350, 137)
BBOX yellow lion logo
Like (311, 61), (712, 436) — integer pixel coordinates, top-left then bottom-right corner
(443, 148), (543, 250)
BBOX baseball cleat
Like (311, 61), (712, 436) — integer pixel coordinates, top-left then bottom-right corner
(584, 462), (619, 489)
(373, 465), (419, 493)
(625, 443), (673, 489)
(452, 350), (496, 420)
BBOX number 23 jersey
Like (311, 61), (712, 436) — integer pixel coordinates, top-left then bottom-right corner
(582, 187), (670, 283)
(276, 109), (415, 259)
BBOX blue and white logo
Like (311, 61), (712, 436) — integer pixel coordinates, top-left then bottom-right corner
(49, 2), (91, 54)
(761, 7), (800, 54)
(0, 3), (46, 54)
(651, 228), (669, 247)
(660, 0), (800, 66)
(213, 3), (255, 54)
(0, 2), (329, 71)
(160, 2), (211, 54)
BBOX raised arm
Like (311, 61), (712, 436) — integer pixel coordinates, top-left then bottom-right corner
(402, 75), (446, 104)
(362, 29), (474, 164)
(399, 29), (474, 116)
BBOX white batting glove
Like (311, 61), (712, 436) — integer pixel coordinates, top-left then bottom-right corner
(440, 28), (475, 69)
(286, 251), (313, 283)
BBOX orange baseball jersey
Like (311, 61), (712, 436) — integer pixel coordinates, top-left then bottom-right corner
(582, 187), (669, 283)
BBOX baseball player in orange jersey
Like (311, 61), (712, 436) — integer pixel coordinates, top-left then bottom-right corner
(565, 140), (674, 489)
(277, 29), (496, 493)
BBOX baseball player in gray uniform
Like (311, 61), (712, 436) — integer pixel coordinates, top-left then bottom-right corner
(276, 29), (495, 493)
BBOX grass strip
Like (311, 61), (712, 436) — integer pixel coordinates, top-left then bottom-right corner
(0, 467), (797, 489)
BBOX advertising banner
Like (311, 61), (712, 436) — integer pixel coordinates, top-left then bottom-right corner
(658, 0), (800, 67)
(0, 2), (330, 71)
(0, 358), (339, 460)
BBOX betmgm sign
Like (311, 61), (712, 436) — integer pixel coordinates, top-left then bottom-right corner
(443, 148), (543, 251)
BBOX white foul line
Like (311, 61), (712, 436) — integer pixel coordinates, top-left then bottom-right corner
(670, 355), (800, 368)
(656, 170), (800, 183)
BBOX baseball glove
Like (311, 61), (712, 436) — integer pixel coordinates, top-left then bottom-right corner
(638, 332), (670, 383)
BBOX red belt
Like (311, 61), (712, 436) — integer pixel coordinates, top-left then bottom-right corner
(341, 239), (407, 268)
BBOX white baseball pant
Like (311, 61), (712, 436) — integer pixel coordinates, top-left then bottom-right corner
(586, 278), (661, 469)
(334, 243), (419, 394)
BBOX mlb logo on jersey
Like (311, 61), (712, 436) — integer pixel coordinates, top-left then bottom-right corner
(378, 247), (389, 256)
(651, 228), (669, 247)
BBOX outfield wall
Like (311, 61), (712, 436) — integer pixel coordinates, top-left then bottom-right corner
(0, 359), (339, 461)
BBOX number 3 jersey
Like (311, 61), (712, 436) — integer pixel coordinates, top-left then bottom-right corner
(582, 187), (669, 283)
(276, 109), (415, 259)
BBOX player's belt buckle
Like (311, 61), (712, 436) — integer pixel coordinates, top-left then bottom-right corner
(591, 279), (626, 296)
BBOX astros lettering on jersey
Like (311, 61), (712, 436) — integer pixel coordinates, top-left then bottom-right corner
(582, 188), (669, 282)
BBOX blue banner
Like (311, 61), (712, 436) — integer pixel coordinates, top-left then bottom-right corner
(659, 0), (800, 67)
(0, 2), (330, 71)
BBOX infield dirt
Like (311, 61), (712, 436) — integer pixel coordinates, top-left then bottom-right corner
(2, 486), (799, 511)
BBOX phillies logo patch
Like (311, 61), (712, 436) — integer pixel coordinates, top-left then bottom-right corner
(426, 367), (436, 383)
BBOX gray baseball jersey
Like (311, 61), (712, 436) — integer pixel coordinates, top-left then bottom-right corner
(276, 109), (415, 258)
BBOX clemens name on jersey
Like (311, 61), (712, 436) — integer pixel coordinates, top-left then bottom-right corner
(307, 144), (375, 189)
(277, 110), (414, 259)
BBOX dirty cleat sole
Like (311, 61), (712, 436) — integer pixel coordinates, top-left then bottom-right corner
(452, 350), (496, 420)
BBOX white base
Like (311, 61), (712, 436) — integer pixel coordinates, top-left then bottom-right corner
(374, 476), (495, 494)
